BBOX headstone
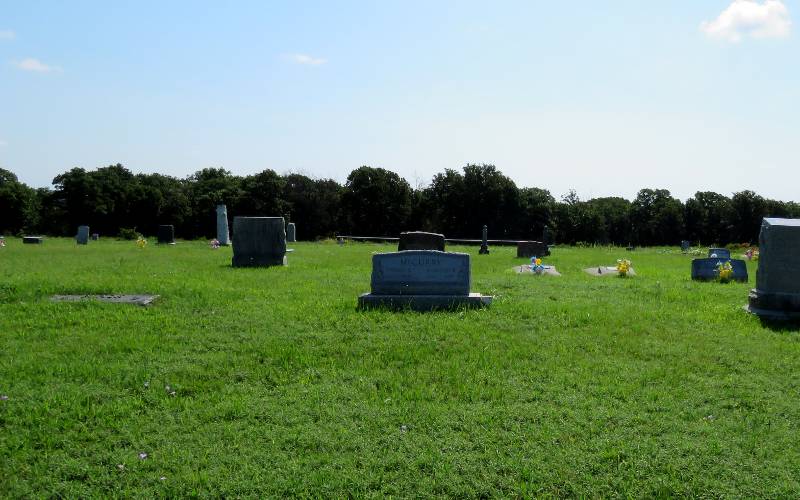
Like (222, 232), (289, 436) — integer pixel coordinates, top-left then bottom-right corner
(681, 240), (690, 252)
(708, 248), (730, 259)
(232, 216), (287, 267)
(23, 236), (43, 244)
(91, 233), (99, 241)
(517, 241), (550, 258)
(398, 231), (444, 251)
(358, 250), (492, 311)
(76, 225), (90, 245)
(157, 225), (175, 245)
(479, 225), (489, 255)
(691, 258), (748, 282)
(542, 225), (551, 245)
(748, 218), (800, 318)
(216, 205), (230, 246)
(286, 223), (297, 243)
(584, 266), (637, 277)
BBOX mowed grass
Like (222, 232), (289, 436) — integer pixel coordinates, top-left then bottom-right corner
(1, 238), (799, 497)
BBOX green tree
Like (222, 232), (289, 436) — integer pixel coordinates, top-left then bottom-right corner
(341, 166), (412, 236)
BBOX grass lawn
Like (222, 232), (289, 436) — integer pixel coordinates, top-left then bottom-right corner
(1, 238), (799, 497)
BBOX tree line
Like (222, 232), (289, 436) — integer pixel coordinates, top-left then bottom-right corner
(1, 164), (797, 246)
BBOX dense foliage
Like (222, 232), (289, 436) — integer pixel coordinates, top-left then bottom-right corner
(1, 164), (798, 245)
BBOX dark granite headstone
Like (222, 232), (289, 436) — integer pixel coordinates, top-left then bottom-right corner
(681, 240), (690, 252)
(91, 233), (99, 241)
(76, 226), (90, 245)
(748, 218), (800, 318)
(517, 241), (550, 258)
(157, 225), (175, 244)
(398, 231), (444, 251)
(358, 250), (492, 310)
(286, 223), (297, 243)
(708, 248), (730, 259)
(232, 216), (287, 267)
(479, 225), (489, 255)
(23, 236), (43, 244)
(691, 258), (748, 282)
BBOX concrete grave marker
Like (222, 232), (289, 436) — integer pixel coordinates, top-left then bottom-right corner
(747, 218), (800, 319)
(358, 250), (492, 311)
(232, 216), (287, 267)
(76, 226), (90, 245)
(51, 294), (159, 306)
(286, 223), (296, 243)
(216, 205), (230, 246)
(398, 231), (444, 251)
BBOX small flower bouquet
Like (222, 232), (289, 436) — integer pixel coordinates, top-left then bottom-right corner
(616, 258), (631, 277)
(210, 238), (220, 249)
(716, 260), (734, 283)
(136, 236), (147, 249)
(745, 248), (759, 261)
(530, 256), (545, 275)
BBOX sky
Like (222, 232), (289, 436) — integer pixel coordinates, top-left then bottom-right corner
(1, 0), (798, 202)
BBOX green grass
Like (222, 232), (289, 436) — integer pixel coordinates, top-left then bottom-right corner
(1, 238), (799, 497)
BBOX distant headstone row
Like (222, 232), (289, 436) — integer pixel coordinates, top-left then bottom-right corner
(216, 205), (230, 246)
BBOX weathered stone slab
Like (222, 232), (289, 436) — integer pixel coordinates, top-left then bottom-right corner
(517, 241), (550, 258)
(513, 265), (561, 276)
(51, 294), (159, 306)
(708, 248), (730, 259)
(232, 216), (287, 267)
(157, 225), (175, 244)
(286, 223), (296, 243)
(76, 226), (90, 245)
(398, 231), (444, 251)
(584, 266), (637, 277)
(23, 236), (43, 244)
(748, 218), (800, 317)
(691, 258), (748, 282)
(216, 205), (230, 245)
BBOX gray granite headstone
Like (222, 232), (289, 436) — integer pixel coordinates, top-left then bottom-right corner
(157, 225), (175, 244)
(76, 226), (90, 245)
(517, 241), (550, 258)
(708, 248), (730, 259)
(286, 223), (296, 243)
(216, 205), (230, 246)
(398, 231), (444, 251)
(681, 240), (690, 252)
(691, 258), (748, 282)
(748, 218), (800, 318)
(358, 250), (492, 311)
(23, 236), (43, 244)
(479, 225), (489, 255)
(91, 233), (99, 241)
(232, 216), (287, 267)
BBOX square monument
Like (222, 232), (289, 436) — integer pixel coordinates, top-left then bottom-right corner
(748, 218), (800, 318)
(76, 225), (90, 245)
(157, 225), (175, 244)
(232, 216), (287, 267)
(398, 231), (445, 251)
(358, 250), (492, 311)
(517, 241), (550, 258)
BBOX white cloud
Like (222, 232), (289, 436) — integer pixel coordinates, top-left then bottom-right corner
(12, 58), (60, 73)
(285, 53), (327, 65)
(701, 0), (791, 42)
(0, 30), (14, 40)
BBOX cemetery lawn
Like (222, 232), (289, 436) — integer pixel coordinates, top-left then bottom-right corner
(2, 239), (800, 498)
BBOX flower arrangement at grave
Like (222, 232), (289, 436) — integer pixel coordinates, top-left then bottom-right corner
(530, 256), (545, 275)
(0, 239), (5, 248)
(210, 238), (220, 249)
(136, 236), (147, 249)
(616, 258), (631, 277)
(745, 248), (759, 261)
(716, 260), (734, 283)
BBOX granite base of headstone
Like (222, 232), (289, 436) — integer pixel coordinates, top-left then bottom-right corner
(517, 241), (550, 258)
(216, 205), (230, 245)
(286, 223), (296, 243)
(76, 225), (90, 245)
(358, 250), (492, 311)
(398, 231), (445, 251)
(23, 236), (43, 244)
(747, 218), (800, 319)
(691, 258), (748, 282)
(157, 225), (175, 245)
(708, 248), (730, 259)
(232, 216), (287, 267)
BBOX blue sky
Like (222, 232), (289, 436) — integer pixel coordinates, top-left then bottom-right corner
(1, 1), (798, 201)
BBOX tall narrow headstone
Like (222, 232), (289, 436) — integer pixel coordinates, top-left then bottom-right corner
(232, 217), (287, 267)
(216, 205), (230, 245)
(681, 240), (690, 252)
(479, 225), (489, 255)
(286, 223), (296, 243)
(76, 226), (90, 245)
(748, 218), (800, 318)
(157, 225), (175, 245)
